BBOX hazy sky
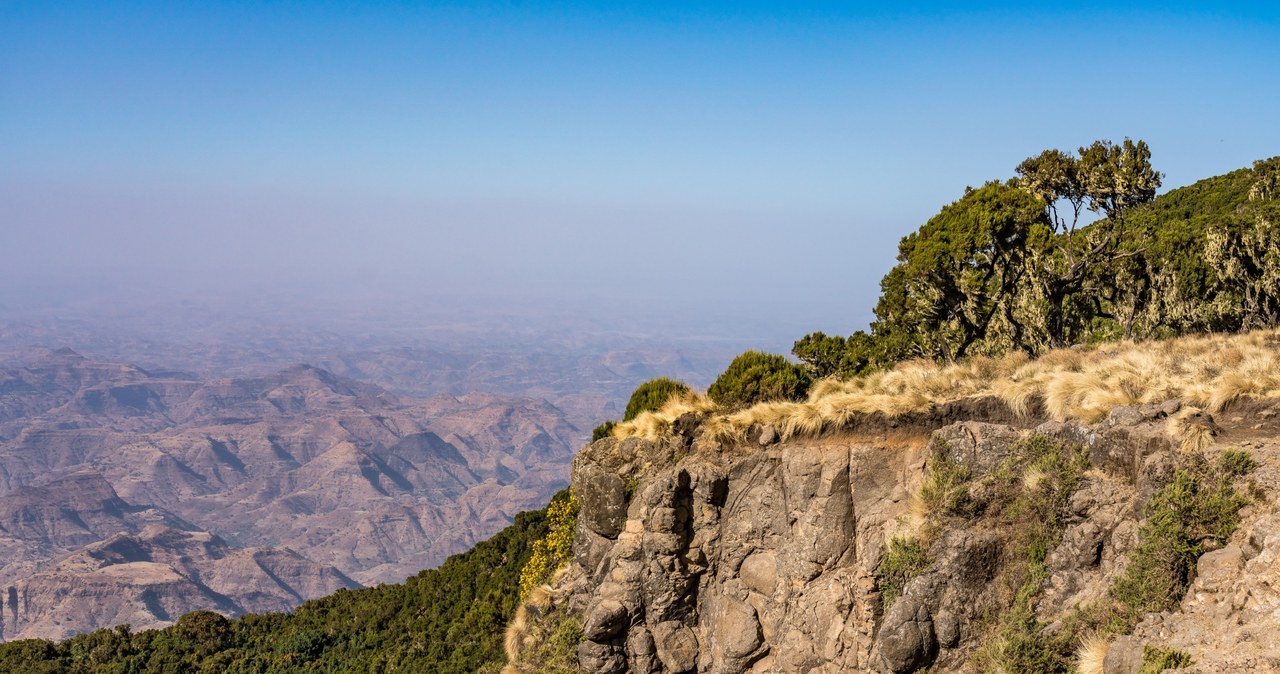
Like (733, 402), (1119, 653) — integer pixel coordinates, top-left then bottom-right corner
(3, 1), (1279, 338)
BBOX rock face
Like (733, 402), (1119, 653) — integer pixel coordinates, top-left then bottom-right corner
(555, 400), (1274, 674)
(0, 350), (580, 641)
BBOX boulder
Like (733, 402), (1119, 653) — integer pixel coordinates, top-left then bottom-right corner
(652, 620), (699, 673)
(578, 639), (626, 674)
(577, 465), (629, 538)
(583, 599), (628, 641)
(877, 595), (937, 673)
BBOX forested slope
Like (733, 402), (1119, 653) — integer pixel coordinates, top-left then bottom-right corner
(0, 494), (566, 674)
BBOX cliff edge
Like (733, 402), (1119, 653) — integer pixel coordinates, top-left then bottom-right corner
(511, 394), (1279, 673)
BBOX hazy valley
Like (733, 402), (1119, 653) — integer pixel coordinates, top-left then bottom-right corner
(0, 316), (741, 643)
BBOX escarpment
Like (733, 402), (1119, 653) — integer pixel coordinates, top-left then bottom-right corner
(521, 397), (1280, 674)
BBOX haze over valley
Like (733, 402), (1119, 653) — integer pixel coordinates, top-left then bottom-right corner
(0, 295), (760, 641)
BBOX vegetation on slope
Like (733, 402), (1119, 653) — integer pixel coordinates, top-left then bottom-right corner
(593, 376), (692, 441)
(794, 150), (1280, 375)
(613, 148), (1280, 444)
(975, 449), (1252, 673)
(706, 350), (810, 408)
(0, 493), (573, 674)
(618, 327), (1280, 442)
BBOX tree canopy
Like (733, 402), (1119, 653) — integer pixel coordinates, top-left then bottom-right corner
(795, 144), (1280, 379)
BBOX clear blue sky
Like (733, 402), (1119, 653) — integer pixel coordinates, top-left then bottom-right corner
(3, 1), (1279, 337)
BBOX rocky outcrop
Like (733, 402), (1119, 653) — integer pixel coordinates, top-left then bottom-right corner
(551, 400), (1274, 674)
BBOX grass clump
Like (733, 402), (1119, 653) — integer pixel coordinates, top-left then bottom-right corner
(875, 537), (930, 610)
(503, 605), (583, 674)
(1139, 644), (1193, 673)
(919, 445), (974, 519)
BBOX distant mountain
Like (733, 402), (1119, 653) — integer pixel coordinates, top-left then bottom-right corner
(0, 349), (579, 641)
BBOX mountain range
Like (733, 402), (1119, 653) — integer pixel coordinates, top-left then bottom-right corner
(0, 348), (579, 641)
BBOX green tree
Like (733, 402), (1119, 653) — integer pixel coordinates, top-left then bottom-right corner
(708, 351), (811, 408)
(622, 377), (691, 421)
(1015, 139), (1162, 347)
(870, 182), (1047, 361)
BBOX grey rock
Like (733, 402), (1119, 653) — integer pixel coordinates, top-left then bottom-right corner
(576, 464), (629, 538)
(1103, 636), (1143, 674)
(1108, 405), (1145, 427)
(652, 620), (699, 673)
(877, 595), (937, 673)
(758, 424), (778, 446)
(1197, 545), (1244, 590)
(933, 609), (960, 648)
(713, 599), (762, 659)
(578, 639), (627, 674)
(627, 626), (661, 674)
(583, 598), (628, 641)
(739, 551), (778, 596)
(932, 422), (1022, 473)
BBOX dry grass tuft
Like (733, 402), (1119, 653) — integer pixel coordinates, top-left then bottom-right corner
(615, 328), (1280, 444)
(503, 584), (552, 667)
(503, 603), (530, 667)
(1167, 407), (1217, 453)
(612, 393), (717, 441)
(1076, 633), (1110, 674)
(1022, 465), (1047, 492)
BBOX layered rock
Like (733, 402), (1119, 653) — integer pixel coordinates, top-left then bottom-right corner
(551, 399), (1275, 674)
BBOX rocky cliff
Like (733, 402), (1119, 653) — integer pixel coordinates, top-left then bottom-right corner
(521, 397), (1280, 673)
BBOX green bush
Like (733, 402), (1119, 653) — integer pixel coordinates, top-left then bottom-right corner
(591, 421), (617, 442)
(1219, 448), (1257, 477)
(1140, 645), (1193, 673)
(707, 351), (811, 408)
(1106, 457), (1248, 628)
(875, 537), (930, 610)
(623, 377), (690, 422)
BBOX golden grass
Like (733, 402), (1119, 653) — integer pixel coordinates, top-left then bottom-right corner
(1076, 633), (1110, 674)
(615, 329), (1280, 443)
(611, 392), (718, 441)
(502, 585), (552, 669)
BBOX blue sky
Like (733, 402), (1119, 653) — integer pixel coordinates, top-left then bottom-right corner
(3, 2), (1279, 337)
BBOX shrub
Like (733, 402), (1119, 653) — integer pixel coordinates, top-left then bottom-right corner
(518, 490), (580, 599)
(591, 421), (616, 442)
(1139, 644), (1193, 673)
(707, 351), (811, 408)
(1219, 448), (1257, 477)
(1106, 457), (1248, 628)
(875, 537), (930, 610)
(623, 378), (691, 422)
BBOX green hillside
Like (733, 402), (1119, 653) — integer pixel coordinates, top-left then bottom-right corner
(791, 150), (1280, 378)
(0, 492), (570, 674)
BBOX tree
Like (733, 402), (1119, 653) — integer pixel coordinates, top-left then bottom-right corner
(707, 351), (811, 408)
(623, 378), (690, 421)
(1015, 139), (1162, 347)
(870, 182), (1047, 361)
